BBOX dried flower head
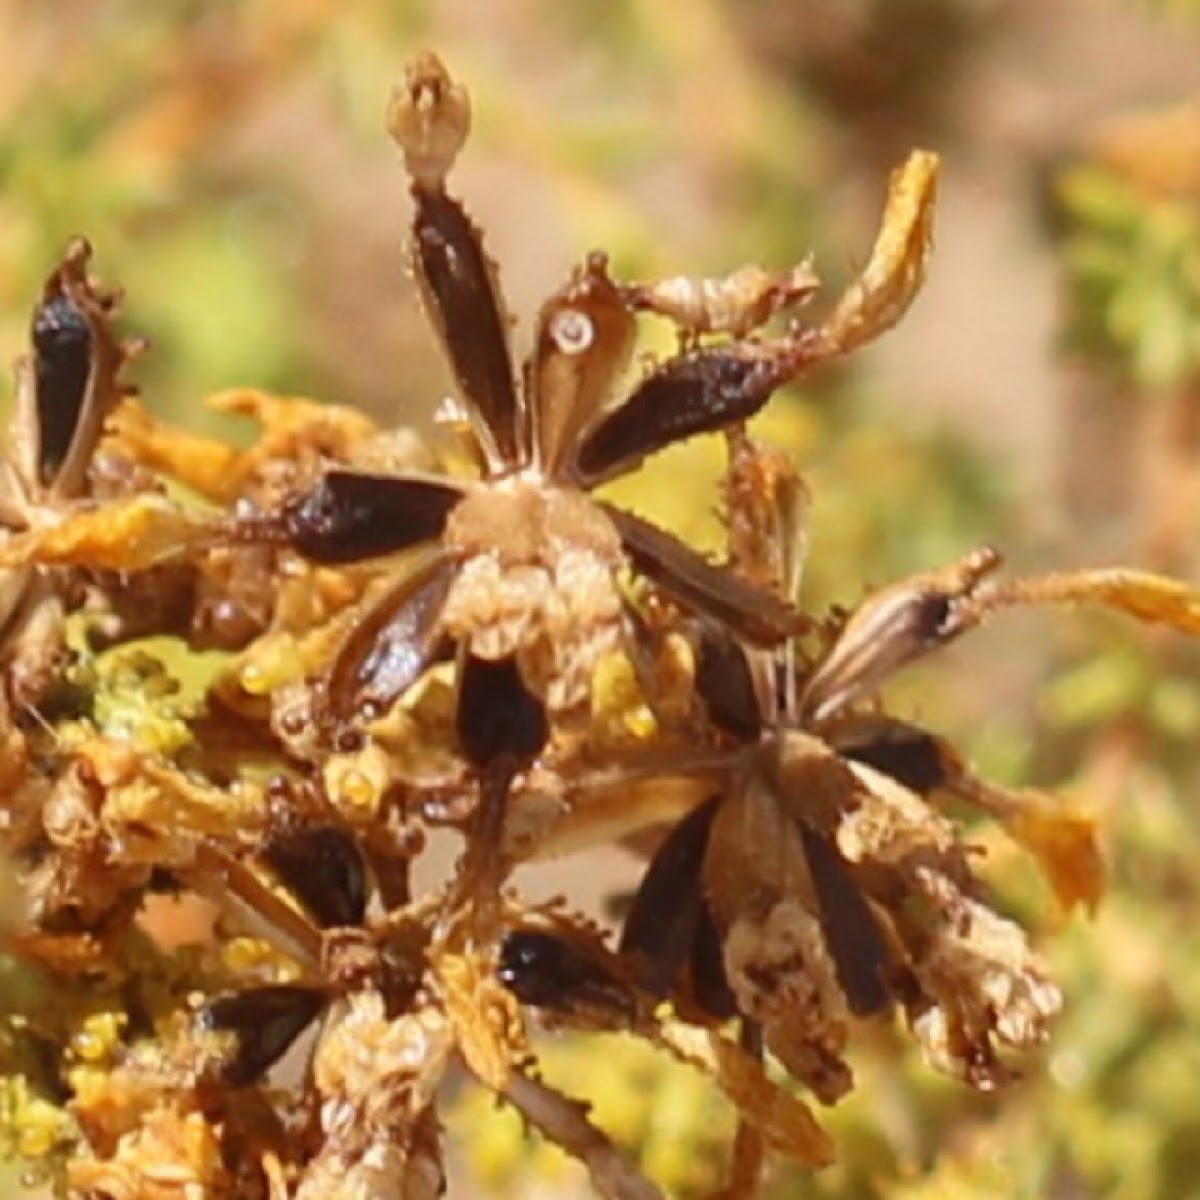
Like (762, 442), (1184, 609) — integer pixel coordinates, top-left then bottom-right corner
(0, 47), (1198, 1200)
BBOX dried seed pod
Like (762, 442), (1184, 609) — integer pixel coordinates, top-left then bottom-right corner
(31, 289), (93, 488)
(607, 504), (799, 648)
(455, 653), (549, 768)
(619, 797), (720, 999)
(829, 716), (955, 796)
(323, 549), (457, 722)
(796, 825), (891, 1017)
(199, 985), (327, 1087)
(283, 471), (464, 563)
(21, 238), (134, 500)
(573, 347), (805, 487)
(262, 826), (368, 930)
(498, 928), (638, 1026)
(694, 621), (764, 742)
(800, 546), (1003, 721)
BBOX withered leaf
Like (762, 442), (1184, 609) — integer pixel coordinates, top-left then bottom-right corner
(659, 1022), (836, 1168)
(0, 496), (218, 571)
(977, 566), (1200, 635)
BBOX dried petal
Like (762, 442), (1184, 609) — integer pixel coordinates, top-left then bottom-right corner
(820, 149), (939, 356)
(0, 495), (217, 570)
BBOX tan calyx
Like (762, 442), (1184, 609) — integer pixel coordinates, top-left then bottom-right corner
(440, 481), (626, 709)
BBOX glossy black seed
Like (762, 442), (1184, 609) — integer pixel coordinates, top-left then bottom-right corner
(325, 554), (456, 722)
(798, 825), (891, 1017)
(695, 623), (763, 742)
(498, 930), (619, 1010)
(455, 653), (548, 768)
(32, 293), (91, 487)
(284, 471), (462, 563)
(200, 985), (326, 1087)
(262, 827), (368, 929)
(413, 190), (522, 465)
(834, 720), (949, 795)
(575, 350), (785, 484)
(619, 797), (720, 997)
(689, 903), (738, 1020)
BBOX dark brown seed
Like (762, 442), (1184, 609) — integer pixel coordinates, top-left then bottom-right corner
(284, 471), (463, 563)
(32, 292), (92, 488)
(694, 622), (763, 742)
(797, 825), (891, 1017)
(200, 985), (326, 1087)
(262, 827), (368, 930)
(498, 929), (628, 1018)
(833, 718), (950, 796)
(606, 503), (799, 647)
(455, 653), (548, 768)
(412, 190), (522, 466)
(689, 902), (738, 1020)
(619, 797), (720, 997)
(324, 551), (456, 721)
(574, 349), (790, 485)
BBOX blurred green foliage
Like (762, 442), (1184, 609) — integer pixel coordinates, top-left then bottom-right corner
(1058, 164), (1200, 389)
(2, 1), (1200, 1198)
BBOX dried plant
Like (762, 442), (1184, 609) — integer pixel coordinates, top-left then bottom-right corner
(0, 50), (1198, 1200)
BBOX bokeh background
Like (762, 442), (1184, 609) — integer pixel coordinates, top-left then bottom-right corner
(3, 0), (1200, 1196)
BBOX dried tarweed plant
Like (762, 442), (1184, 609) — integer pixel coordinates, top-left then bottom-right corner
(0, 51), (1198, 1200)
